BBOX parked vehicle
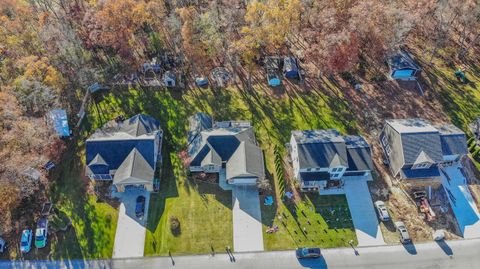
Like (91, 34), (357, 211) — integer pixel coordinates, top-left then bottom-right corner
(0, 237), (6, 253)
(296, 247), (321, 259)
(35, 218), (48, 248)
(374, 201), (391, 221)
(395, 221), (411, 244)
(195, 76), (209, 87)
(135, 196), (146, 219)
(433, 230), (445, 241)
(20, 229), (33, 253)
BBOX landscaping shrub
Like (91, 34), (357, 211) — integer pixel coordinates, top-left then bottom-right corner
(169, 216), (181, 236)
(274, 146), (285, 196)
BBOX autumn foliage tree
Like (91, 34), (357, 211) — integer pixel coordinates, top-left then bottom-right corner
(80, 0), (167, 68)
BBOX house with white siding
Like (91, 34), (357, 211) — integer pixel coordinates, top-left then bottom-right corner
(289, 129), (374, 193)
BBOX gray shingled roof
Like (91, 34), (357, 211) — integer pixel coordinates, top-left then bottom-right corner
(293, 130), (373, 171)
(88, 153), (107, 166)
(201, 147), (222, 167)
(188, 114), (264, 181)
(226, 141), (265, 180)
(297, 143), (348, 169)
(88, 114), (161, 140)
(440, 134), (468, 156)
(381, 119), (467, 178)
(206, 135), (241, 160)
(113, 148), (154, 185)
(300, 171), (330, 181)
(401, 132), (443, 164)
(118, 114), (160, 137)
(344, 135), (374, 171)
(188, 112), (213, 144)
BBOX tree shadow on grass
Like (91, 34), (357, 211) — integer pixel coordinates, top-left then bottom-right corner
(49, 142), (115, 259)
(146, 146), (180, 233)
(306, 194), (354, 230)
(195, 181), (233, 210)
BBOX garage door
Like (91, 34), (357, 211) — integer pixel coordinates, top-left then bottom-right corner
(230, 177), (257, 185)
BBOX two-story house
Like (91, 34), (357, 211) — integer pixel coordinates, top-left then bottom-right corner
(380, 119), (468, 180)
(85, 114), (163, 192)
(187, 112), (265, 186)
(289, 129), (373, 192)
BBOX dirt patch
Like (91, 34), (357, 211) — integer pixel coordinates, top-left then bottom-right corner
(190, 172), (219, 184)
(369, 174), (461, 244)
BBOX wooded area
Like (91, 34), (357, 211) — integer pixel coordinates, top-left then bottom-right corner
(1, 0), (480, 241)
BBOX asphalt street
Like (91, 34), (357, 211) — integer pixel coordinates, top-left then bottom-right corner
(3, 238), (480, 269)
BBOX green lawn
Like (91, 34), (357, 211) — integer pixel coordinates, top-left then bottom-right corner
(262, 194), (356, 250)
(46, 140), (118, 260)
(87, 84), (358, 254)
(26, 43), (480, 259)
(144, 151), (233, 255)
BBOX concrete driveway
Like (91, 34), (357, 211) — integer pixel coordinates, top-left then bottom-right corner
(112, 188), (150, 258)
(440, 164), (480, 238)
(343, 176), (386, 246)
(232, 185), (264, 252)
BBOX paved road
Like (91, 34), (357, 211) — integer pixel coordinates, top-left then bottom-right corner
(112, 189), (150, 258)
(344, 177), (385, 246)
(4, 238), (480, 269)
(232, 185), (264, 252)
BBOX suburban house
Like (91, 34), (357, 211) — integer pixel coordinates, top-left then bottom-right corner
(387, 50), (422, 80)
(187, 112), (265, 186)
(289, 129), (374, 192)
(380, 119), (468, 180)
(85, 114), (163, 192)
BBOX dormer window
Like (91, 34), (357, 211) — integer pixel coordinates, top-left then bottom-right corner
(413, 162), (431, 169)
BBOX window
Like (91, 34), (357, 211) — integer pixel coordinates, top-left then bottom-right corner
(307, 168), (312, 172)
(414, 162), (431, 169)
(381, 136), (388, 147)
(385, 145), (392, 156)
(331, 173), (340, 178)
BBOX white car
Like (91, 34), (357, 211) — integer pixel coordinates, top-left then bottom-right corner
(433, 230), (445, 241)
(374, 201), (390, 221)
(395, 221), (411, 244)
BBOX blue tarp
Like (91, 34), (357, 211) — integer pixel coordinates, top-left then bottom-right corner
(283, 57), (299, 79)
(264, 196), (273, 206)
(48, 109), (70, 137)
